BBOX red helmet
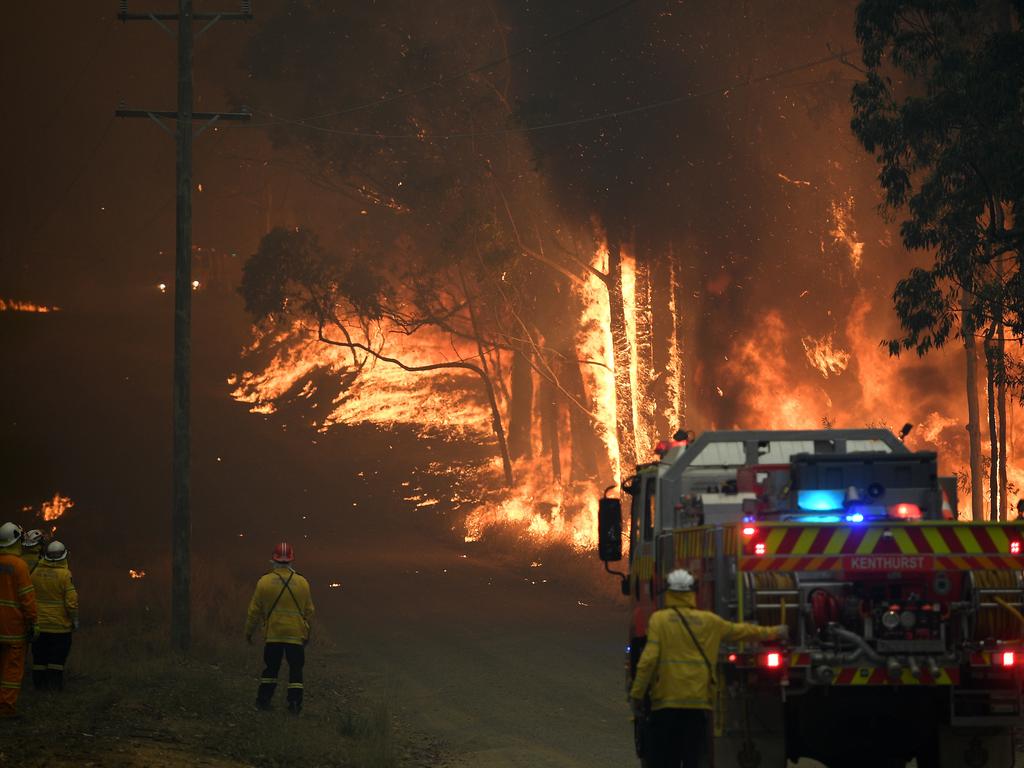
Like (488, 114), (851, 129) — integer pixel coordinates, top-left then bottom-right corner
(272, 541), (294, 563)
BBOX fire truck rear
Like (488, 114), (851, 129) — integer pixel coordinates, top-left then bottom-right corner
(597, 429), (1024, 768)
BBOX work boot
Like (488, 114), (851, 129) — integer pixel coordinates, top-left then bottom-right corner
(48, 670), (64, 692)
(31, 670), (47, 691)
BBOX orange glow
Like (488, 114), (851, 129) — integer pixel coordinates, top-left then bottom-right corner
(0, 299), (59, 313)
(129, 569), (146, 579)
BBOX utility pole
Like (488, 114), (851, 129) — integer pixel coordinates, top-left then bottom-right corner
(116, 0), (252, 652)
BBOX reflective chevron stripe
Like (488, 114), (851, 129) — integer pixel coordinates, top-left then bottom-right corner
(832, 667), (959, 685)
(740, 522), (1024, 572)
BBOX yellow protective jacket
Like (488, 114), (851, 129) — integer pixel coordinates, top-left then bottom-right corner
(630, 591), (777, 710)
(21, 548), (41, 574)
(0, 547), (37, 644)
(245, 566), (314, 645)
(31, 560), (78, 633)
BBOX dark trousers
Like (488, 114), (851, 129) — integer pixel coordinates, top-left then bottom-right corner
(650, 707), (708, 768)
(31, 632), (72, 691)
(257, 642), (305, 707)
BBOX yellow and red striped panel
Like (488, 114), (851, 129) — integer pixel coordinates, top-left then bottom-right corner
(740, 522), (1024, 572)
(832, 667), (959, 686)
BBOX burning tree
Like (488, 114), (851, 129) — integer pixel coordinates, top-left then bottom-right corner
(851, 0), (1024, 519)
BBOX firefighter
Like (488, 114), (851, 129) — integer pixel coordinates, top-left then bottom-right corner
(0, 523), (37, 719)
(629, 569), (788, 768)
(30, 540), (78, 691)
(20, 530), (44, 574)
(245, 542), (315, 714)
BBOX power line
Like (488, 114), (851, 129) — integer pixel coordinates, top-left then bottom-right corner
(237, 49), (854, 142)
(246, 0), (645, 128)
(30, 115), (117, 234)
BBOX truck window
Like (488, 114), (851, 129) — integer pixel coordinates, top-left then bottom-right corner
(643, 477), (656, 540)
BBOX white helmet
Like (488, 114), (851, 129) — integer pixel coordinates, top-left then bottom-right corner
(23, 529), (43, 549)
(43, 541), (68, 562)
(666, 569), (696, 592)
(0, 523), (23, 548)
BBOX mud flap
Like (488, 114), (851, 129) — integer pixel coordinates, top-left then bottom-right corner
(936, 727), (1016, 768)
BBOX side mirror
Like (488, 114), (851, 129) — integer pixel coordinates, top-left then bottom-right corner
(598, 497), (623, 562)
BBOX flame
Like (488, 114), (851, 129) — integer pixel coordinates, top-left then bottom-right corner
(129, 569), (146, 579)
(40, 494), (74, 522)
(801, 334), (851, 379)
(829, 193), (864, 272)
(0, 299), (59, 313)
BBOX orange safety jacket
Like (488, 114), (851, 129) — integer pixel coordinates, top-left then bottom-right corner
(0, 550), (37, 644)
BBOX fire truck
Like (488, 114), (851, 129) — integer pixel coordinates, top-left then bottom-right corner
(598, 429), (1024, 768)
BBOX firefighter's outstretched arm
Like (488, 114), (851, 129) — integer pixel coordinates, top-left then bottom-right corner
(719, 616), (786, 643)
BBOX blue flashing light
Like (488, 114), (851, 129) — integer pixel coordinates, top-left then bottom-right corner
(797, 489), (846, 512)
(798, 514), (842, 524)
(845, 512), (865, 523)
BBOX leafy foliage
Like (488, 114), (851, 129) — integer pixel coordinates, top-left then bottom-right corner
(851, 0), (1024, 353)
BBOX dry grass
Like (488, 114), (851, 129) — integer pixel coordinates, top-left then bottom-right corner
(4, 559), (438, 768)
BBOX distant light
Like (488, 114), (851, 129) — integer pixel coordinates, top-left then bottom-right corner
(797, 489), (846, 511)
(197, 183), (204, 192)
(328, 582), (341, 589)
(158, 283), (167, 293)
(191, 280), (200, 290)
(129, 569), (146, 579)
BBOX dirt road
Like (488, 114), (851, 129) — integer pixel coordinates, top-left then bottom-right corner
(316, 546), (636, 767)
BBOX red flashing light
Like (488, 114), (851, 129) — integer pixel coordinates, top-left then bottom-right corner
(891, 503), (922, 520)
(728, 653), (737, 663)
(742, 526), (757, 537)
(1011, 541), (1022, 556)
(999, 651), (1016, 667)
(754, 543), (766, 556)
(764, 652), (782, 669)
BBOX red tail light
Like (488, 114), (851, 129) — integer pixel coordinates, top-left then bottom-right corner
(727, 653), (737, 663)
(890, 503), (922, 520)
(1011, 541), (1021, 556)
(999, 651), (1016, 667)
(754, 543), (766, 556)
(764, 652), (782, 669)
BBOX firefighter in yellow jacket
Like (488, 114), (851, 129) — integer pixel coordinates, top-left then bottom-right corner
(20, 530), (44, 574)
(0, 522), (37, 718)
(245, 542), (314, 714)
(629, 569), (787, 768)
(30, 541), (78, 691)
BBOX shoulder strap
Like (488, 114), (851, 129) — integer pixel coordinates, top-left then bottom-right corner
(265, 572), (295, 620)
(671, 607), (717, 687)
(278, 572), (303, 612)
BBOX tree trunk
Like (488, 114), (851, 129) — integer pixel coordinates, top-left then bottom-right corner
(671, 243), (688, 429)
(964, 292), (984, 520)
(998, 322), (1008, 521)
(607, 230), (637, 479)
(635, 239), (655, 453)
(539, 371), (561, 482)
(507, 344), (534, 461)
(650, 241), (674, 440)
(461, 269), (514, 486)
(560, 355), (600, 481)
(986, 328), (998, 521)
